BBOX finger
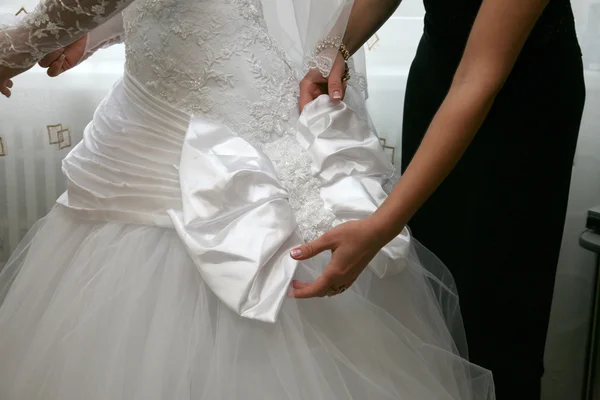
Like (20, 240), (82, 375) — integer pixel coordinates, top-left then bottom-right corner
(6, 80), (13, 88)
(291, 280), (311, 290)
(289, 273), (334, 299)
(299, 80), (316, 113)
(62, 53), (76, 70)
(328, 68), (344, 102)
(47, 55), (66, 77)
(290, 234), (334, 261)
(0, 86), (11, 98)
(39, 49), (64, 68)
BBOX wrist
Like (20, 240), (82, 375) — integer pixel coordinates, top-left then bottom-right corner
(367, 210), (407, 245)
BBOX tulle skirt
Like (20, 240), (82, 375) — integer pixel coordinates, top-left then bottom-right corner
(0, 206), (494, 399)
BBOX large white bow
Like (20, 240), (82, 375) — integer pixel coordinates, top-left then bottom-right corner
(170, 96), (411, 323)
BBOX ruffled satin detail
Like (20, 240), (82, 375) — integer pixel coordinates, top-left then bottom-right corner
(57, 73), (412, 323)
(57, 73), (186, 228)
(168, 119), (300, 322)
(298, 96), (411, 278)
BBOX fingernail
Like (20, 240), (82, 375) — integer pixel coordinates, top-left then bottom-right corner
(332, 90), (341, 100)
(290, 248), (302, 258)
(59, 54), (66, 59)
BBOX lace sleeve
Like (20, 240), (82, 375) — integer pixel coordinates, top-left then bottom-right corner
(0, 0), (134, 68)
(304, 1), (354, 77)
(84, 12), (124, 54)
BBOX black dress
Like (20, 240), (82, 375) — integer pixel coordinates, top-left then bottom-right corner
(401, 1), (586, 399)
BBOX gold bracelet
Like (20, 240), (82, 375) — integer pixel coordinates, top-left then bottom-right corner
(314, 37), (350, 61)
(339, 43), (350, 61)
(342, 62), (351, 83)
(314, 36), (343, 56)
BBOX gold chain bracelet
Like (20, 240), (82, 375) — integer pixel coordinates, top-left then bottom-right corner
(339, 43), (350, 61)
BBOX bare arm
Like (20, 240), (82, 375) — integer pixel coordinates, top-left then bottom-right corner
(372, 0), (549, 241)
(343, 0), (402, 55)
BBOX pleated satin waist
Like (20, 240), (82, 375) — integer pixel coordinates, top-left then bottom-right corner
(57, 72), (190, 227)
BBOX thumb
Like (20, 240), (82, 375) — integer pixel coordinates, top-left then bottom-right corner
(299, 78), (316, 113)
(328, 75), (344, 102)
(47, 54), (66, 77)
(39, 48), (64, 68)
(290, 234), (333, 260)
(328, 58), (345, 101)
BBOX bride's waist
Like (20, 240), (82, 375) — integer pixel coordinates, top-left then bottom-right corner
(58, 73), (190, 226)
(56, 72), (297, 229)
(124, 62), (267, 118)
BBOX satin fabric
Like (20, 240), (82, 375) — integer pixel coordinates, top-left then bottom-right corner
(57, 72), (412, 322)
(298, 98), (411, 278)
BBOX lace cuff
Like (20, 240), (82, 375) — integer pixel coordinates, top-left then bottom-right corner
(307, 36), (344, 78)
(0, 0), (133, 68)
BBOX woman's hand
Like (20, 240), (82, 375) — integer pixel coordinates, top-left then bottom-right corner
(0, 34), (87, 97)
(0, 65), (32, 98)
(299, 52), (346, 112)
(38, 35), (88, 77)
(289, 217), (394, 298)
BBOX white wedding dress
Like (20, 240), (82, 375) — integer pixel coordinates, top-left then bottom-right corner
(0, 0), (495, 399)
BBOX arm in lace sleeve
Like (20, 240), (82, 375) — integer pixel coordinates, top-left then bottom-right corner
(0, 0), (134, 68)
(307, 0), (401, 75)
(84, 11), (124, 54)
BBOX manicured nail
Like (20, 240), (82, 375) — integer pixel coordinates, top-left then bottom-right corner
(291, 248), (302, 258)
(332, 90), (341, 100)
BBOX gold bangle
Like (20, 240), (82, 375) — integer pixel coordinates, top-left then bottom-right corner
(341, 62), (351, 83)
(339, 43), (350, 61)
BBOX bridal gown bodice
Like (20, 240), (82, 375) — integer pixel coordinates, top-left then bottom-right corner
(61, 0), (344, 241)
(7, 0), (411, 322)
(123, 0), (299, 129)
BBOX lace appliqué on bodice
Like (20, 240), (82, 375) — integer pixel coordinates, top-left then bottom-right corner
(122, 0), (354, 240)
(123, 0), (297, 136)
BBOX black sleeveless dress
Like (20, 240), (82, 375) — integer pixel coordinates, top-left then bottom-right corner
(401, 1), (585, 399)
